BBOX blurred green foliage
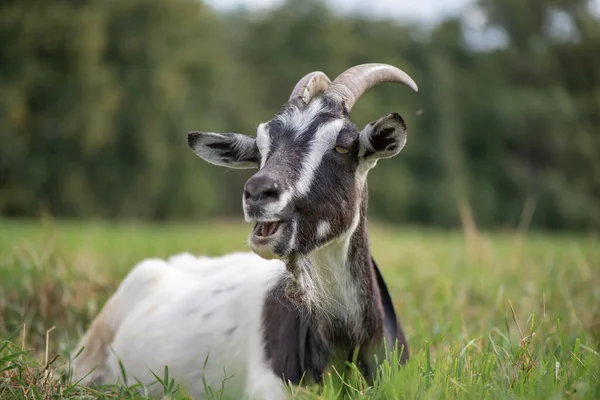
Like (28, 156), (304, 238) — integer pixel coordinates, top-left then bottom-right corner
(1, 0), (599, 230)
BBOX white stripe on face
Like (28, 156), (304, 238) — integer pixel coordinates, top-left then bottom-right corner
(243, 188), (293, 222)
(287, 219), (298, 254)
(256, 122), (270, 168)
(295, 119), (345, 197)
(278, 98), (325, 140)
(262, 189), (292, 220)
(316, 220), (331, 239)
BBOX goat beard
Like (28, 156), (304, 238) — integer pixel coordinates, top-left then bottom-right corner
(282, 257), (327, 319)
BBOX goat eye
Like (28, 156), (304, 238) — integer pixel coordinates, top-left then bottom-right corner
(335, 146), (349, 155)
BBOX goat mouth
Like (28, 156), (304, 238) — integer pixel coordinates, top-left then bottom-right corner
(248, 220), (290, 260)
(253, 221), (284, 238)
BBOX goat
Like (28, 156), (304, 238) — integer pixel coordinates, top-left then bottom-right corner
(70, 63), (418, 399)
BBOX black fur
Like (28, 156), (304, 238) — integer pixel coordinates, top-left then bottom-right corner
(261, 255), (408, 384)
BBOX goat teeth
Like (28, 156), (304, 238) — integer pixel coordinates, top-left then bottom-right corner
(256, 221), (281, 237)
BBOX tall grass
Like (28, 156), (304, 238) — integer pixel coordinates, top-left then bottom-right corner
(1, 218), (599, 399)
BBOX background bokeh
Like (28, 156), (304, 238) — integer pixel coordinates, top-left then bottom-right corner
(2, 0), (599, 230)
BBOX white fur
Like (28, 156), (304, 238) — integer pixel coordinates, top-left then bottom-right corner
(278, 98), (324, 138)
(309, 203), (362, 326)
(287, 219), (298, 252)
(256, 123), (270, 168)
(71, 252), (289, 400)
(243, 189), (293, 222)
(295, 119), (345, 196)
(261, 189), (293, 220)
(315, 220), (331, 239)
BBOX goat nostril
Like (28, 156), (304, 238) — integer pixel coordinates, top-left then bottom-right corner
(263, 189), (279, 199)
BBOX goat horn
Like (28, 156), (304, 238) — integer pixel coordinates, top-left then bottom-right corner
(289, 71), (332, 105)
(324, 63), (418, 111)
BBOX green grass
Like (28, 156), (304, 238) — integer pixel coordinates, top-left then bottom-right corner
(1, 217), (599, 399)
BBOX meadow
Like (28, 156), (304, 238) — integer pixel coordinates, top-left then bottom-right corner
(0, 218), (598, 399)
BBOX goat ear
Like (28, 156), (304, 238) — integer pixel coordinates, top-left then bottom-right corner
(358, 113), (407, 163)
(188, 132), (260, 169)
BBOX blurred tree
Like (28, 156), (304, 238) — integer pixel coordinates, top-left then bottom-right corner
(0, 0), (598, 230)
(0, 0), (225, 220)
(471, 0), (600, 228)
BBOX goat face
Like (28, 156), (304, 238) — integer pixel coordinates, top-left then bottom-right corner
(188, 64), (417, 260)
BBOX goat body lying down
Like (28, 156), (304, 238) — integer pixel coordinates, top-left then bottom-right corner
(71, 63), (418, 399)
